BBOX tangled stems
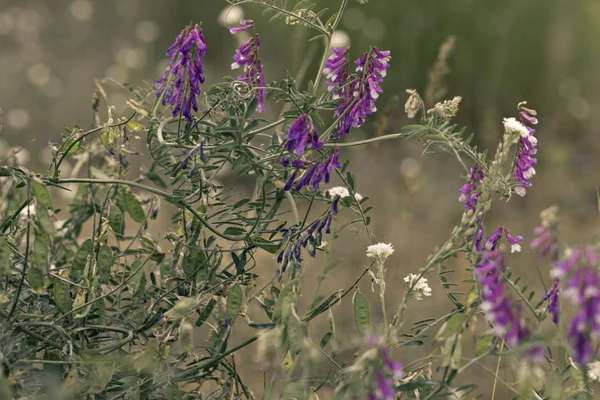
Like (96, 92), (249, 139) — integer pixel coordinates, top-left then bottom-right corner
(50, 177), (250, 242)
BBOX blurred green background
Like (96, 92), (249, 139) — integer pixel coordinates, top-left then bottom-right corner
(2, 0), (600, 396)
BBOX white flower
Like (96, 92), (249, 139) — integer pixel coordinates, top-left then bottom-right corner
(366, 243), (394, 261)
(427, 96), (462, 118)
(330, 30), (350, 48)
(326, 186), (363, 201)
(404, 273), (432, 300)
(503, 117), (529, 138)
(588, 361), (600, 382)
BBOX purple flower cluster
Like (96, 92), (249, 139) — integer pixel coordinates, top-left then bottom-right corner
(323, 47), (351, 100)
(230, 20), (266, 113)
(513, 106), (538, 197)
(552, 247), (600, 364)
(285, 114), (323, 156)
(170, 142), (205, 178)
(155, 24), (208, 123)
(476, 248), (543, 359)
(532, 208), (561, 323)
(323, 47), (391, 137)
(281, 148), (342, 192)
(369, 346), (403, 400)
(276, 197), (339, 274)
(485, 226), (524, 253)
(460, 163), (485, 250)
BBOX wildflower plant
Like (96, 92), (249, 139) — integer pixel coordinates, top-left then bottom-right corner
(0, 1), (599, 399)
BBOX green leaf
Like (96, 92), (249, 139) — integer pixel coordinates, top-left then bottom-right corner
(123, 189), (146, 223)
(71, 239), (92, 280)
(273, 279), (299, 323)
(440, 313), (467, 339)
(28, 265), (45, 294)
(353, 291), (371, 335)
(52, 277), (72, 314)
(33, 239), (49, 275)
(108, 204), (124, 235)
(127, 121), (145, 132)
(251, 236), (279, 254)
(32, 180), (53, 210)
(127, 259), (145, 297)
(0, 237), (11, 276)
(226, 284), (243, 318)
(320, 331), (332, 349)
(87, 363), (115, 394)
(195, 298), (216, 327)
(97, 244), (113, 283)
(35, 202), (55, 235)
(476, 334), (494, 357)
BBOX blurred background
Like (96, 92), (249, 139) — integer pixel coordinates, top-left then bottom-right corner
(2, 0), (600, 397)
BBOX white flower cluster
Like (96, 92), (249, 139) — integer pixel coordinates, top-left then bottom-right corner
(427, 96), (462, 118)
(404, 273), (432, 300)
(588, 360), (600, 382)
(366, 243), (394, 261)
(326, 186), (363, 201)
(502, 117), (529, 138)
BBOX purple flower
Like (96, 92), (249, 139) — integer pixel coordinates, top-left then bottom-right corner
(370, 371), (395, 400)
(325, 47), (391, 137)
(531, 225), (559, 260)
(229, 19), (254, 34)
(156, 24), (208, 123)
(548, 246), (600, 363)
(485, 226), (504, 250)
(170, 141), (205, 177)
(542, 279), (560, 324)
(485, 226), (524, 253)
(283, 148), (342, 192)
(566, 265), (600, 364)
(323, 47), (352, 100)
(460, 163), (486, 250)
(275, 199), (338, 274)
(459, 163), (484, 209)
(513, 105), (538, 197)
(285, 114), (323, 156)
(231, 29), (266, 112)
(367, 344), (403, 400)
(475, 249), (543, 359)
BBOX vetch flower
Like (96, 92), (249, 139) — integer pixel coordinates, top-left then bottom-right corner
(366, 243), (394, 262)
(155, 24), (208, 123)
(550, 246), (600, 364)
(542, 279), (560, 324)
(485, 226), (524, 253)
(231, 25), (266, 112)
(326, 47), (391, 137)
(531, 206), (560, 260)
(459, 164), (486, 251)
(403, 273), (432, 300)
(275, 200), (339, 275)
(284, 114), (322, 156)
(459, 163), (484, 209)
(512, 104), (539, 197)
(475, 249), (543, 359)
(285, 147), (342, 192)
(229, 18), (253, 34)
(366, 342), (403, 400)
(323, 47), (351, 100)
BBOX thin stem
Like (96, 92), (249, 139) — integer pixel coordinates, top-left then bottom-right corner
(8, 189), (31, 320)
